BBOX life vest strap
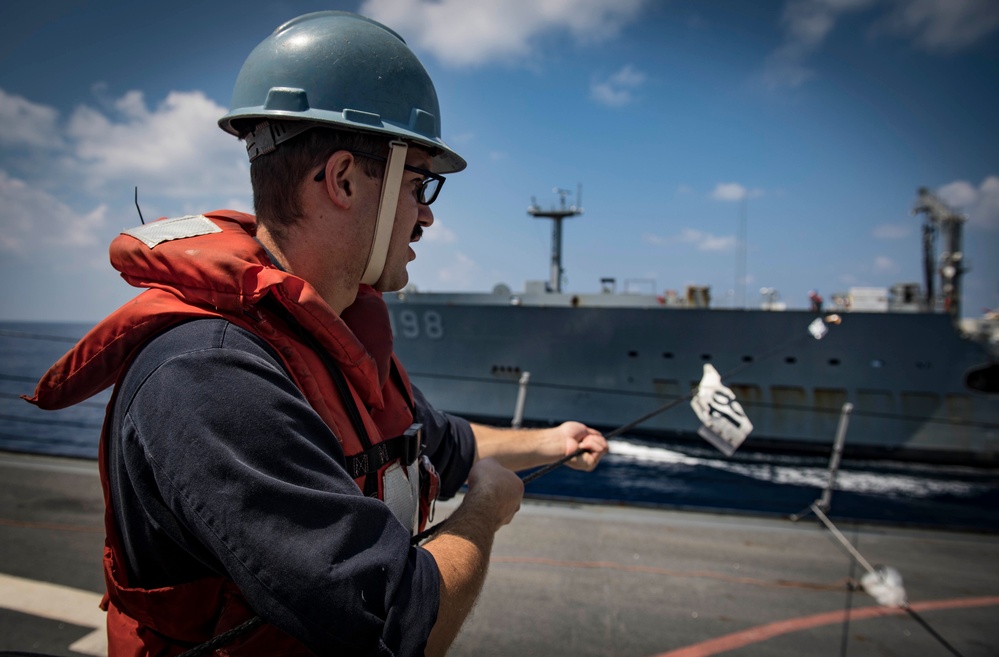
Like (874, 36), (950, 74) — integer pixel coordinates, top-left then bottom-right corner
(345, 423), (423, 478)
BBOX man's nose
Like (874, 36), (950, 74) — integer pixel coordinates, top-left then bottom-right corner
(418, 203), (434, 228)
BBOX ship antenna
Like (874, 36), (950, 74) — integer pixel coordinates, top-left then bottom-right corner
(528, 185), (583, 293)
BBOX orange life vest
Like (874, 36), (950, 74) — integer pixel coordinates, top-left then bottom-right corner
(25, 211), (429, 656)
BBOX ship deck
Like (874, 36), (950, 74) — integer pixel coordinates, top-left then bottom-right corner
(2, 450), (997, 656)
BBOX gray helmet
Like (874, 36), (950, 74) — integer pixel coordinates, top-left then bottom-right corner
(218, 11), (465, 173)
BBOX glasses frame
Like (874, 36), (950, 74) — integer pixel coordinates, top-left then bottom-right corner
(313, 151), (445, 206)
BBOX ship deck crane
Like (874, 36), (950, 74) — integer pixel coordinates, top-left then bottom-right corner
(912, 187), (967, 320)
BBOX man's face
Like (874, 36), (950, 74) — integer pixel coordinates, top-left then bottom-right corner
(372, 148), (435, 292)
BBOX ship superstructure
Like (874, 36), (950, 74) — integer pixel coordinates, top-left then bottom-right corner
(387, 189), (998, 464)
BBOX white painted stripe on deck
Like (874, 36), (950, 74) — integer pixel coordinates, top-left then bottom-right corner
(0, 572), (106, 656)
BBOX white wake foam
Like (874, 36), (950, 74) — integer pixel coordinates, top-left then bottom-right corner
(607, 439), (986, 498)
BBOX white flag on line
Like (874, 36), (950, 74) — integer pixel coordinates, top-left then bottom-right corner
(690, 364), (753, 457)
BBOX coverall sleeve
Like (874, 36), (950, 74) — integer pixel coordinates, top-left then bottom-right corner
(112, 320), (438, 656)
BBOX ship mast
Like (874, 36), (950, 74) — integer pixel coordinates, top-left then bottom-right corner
(528, 186), (583, 293)
(912, 187), (967, 319)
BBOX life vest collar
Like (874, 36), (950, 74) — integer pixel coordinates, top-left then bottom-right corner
(25, 211), (383, 412)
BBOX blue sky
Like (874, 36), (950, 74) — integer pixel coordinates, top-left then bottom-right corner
(1, 0), (996, 322)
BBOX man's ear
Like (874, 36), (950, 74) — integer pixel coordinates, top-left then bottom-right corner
(320, 151), (358, 209)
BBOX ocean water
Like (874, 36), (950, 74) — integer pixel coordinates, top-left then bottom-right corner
(3, 321), (998, 533)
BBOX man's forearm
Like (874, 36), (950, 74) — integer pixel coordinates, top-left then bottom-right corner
(421, 458), (522, 656)
(472, 422), (607, 474)
(472, 424), (550, 471)
(421, 501), (496, 656)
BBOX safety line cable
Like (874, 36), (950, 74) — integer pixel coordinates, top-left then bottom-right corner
(408, 371), (999, 430)
(904, 607), (966, 657)
(518, 339), (805, 487)
(811, 503), (966, 657)
(416, 332), (856, 546)
(839, 525), (858, 657)
(405, 341), (999, 432)
(176, 616), (265, 657)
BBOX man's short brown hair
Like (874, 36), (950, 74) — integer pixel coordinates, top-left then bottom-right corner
(249, 125), (387, 241)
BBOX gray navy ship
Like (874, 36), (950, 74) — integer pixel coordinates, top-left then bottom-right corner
(386, 188), (998, 465)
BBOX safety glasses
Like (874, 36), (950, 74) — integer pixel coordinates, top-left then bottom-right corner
(314, 151), (445, 205)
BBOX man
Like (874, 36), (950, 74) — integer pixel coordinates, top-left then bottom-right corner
(27, 11), (605, 656)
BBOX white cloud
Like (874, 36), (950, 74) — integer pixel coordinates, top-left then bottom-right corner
(936, 180), (977, 207)
(649, 228), (736, 252)
(763, 0), (877, 88)
(67, 90), (248, 198)
(0, 87), (253, 265)
(432, 251), (478, 285)
(222, 197), (255, 215)
(0, 170), (107, 253)
(875, 0), (999, 52)
(686, 229), (736, 252)
(937, 176), (999, 230)
(873, 223), (910, 239)
(710, 183), (763, 202)
(642, 232), (669, 246)
(712, 183), (747, 201)
(874, 255), (898, 272)
(763, 0), (999, 88)
(359, 0), (648, 67)
(0, 89), (65, 150)
(590, 65), (646, 107)
(423, 217), (458, 244)
(449, 132), (476, 147)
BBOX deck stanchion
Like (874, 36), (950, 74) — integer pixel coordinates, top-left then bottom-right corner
(511, 371), (531, 428)
(791, 401), (853, 520)
(818, 402), (853, 512)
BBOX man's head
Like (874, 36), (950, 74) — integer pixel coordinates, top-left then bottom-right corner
(218, 11), (465, 294)
(243, 128), (379, 238)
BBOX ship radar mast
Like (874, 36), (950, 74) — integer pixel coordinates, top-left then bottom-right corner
(912, 187), (966, 319)
(528, 185), (583, 293)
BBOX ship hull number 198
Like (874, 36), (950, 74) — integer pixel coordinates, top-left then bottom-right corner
(391, 310), (444, 340)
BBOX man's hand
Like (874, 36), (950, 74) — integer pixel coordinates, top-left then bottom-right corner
(464, 457), (524, 528)
(550, 421), (608, 472)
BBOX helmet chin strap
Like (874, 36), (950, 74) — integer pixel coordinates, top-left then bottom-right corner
(361, 140), (408, 286)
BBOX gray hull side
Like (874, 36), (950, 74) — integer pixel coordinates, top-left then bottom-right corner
(386, 300), (999, 464)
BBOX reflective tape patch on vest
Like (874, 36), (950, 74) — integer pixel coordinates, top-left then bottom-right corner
(122, 215), (222, 248)
(383, 460), (420, 532)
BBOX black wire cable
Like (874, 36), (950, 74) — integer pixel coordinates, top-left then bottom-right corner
(414, 336), (839, 545)
(175, 616), (265, 657)
(839, 525), (858, 657)
(904, 607), (966, 657)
